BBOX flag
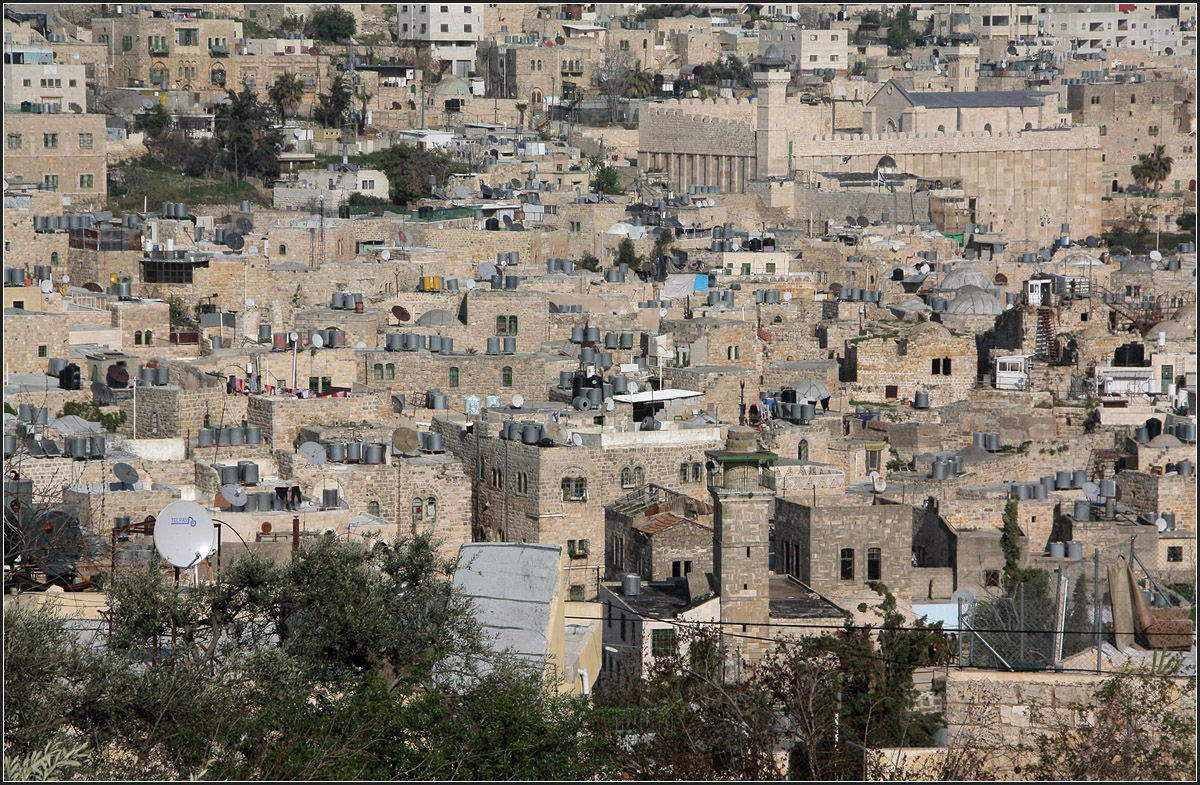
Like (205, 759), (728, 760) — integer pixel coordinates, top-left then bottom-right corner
(841, 155), (852, 164)
(877, 171), (885, 186)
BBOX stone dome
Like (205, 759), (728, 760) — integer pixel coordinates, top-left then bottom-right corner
(429, 74), (471, 97)
(1117, 257), (1154, 274)
(946, 290), (1004, 315)
(937, 266), (995, 291)
(1148, 433), (1182, 447)
(909, 321), (952, 341)
(1148, 319), (1192, 342)
(415, 308), (461, 326)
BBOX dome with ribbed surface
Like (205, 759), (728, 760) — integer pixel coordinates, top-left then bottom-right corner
(937, 267), (995, 291)
(946, 290), (1004, 315)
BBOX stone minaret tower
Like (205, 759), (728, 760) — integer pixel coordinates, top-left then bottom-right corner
(752, 45), (791, 180)
(707, 425), (777, 662)
(943, 43), (979, 93)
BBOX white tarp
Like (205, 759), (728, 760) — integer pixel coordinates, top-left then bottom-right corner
(661, 274), (698, 300)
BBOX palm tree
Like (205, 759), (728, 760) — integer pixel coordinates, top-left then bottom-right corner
(1146, 144), (1173, 193)
(628, 65), (655, 98)
(355, 88), (373, 132)
(515, 102), (527, 127)
(268, 71), (304, 121)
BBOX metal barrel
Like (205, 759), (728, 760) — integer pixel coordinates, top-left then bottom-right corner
(347, 442), (362, 463)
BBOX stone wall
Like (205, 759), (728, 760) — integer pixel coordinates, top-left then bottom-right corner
(246, 393), (388, 448)
(3, 310), (70, 374)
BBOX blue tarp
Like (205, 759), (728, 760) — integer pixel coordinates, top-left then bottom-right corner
(694, 274), (709, 292)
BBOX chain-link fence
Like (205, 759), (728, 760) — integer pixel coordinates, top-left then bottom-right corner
(959, 537), (1161, 672)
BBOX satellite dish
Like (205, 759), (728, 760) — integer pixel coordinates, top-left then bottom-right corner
(310, 332), (325, 348)
(355, 340), (367, 349)
(142, 98), (155, 109)
(545, 422), (569, 442)
(62, 275), (69, 283)
(297, 441), (327, 465)
(606, 399), (615, 411)
(510, 178), (522, 188)
(478, 262), (497, 279)
(392, 427), (419, 454)
(454, 185), (469, 199)
(114, 463), (140, 487)
(1155, 516), (1168, 533)
(502, 214), (514, 228)
(1081, 481), (1102, 504)
(153, 500), (217, 569)
(691, 89), (699, 97)
(107, 364), (129, 386)
(392, 305), (410, 322)
(783, 292), (792, 301)
(919, 263), (931, 274)
(83, 282), (103, 292)
(1149, 250), (1163, 262)
(511, 393), (524, 409)
(40, 280), (53, 294)
(245, 298), (255, 309)
(464, 279), (476, 290)
(871, 471), (887, 493)
(659, 308), (668, 317)
(91, 382), (115, 405)
(856, 216), (870, 228)
(224, 232), (245, 250)
(627, 381), (639, 394)
(381, 249), (391, 261)
(220, 484), (248, 507)
(1085, 236), (1099, 248)
(1007, 45), (1018, 55)
(235, 217), (254, 233)
(571, 433), (584, 446)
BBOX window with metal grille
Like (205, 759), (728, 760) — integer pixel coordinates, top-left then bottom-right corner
(561, 477), (586, 501)
(367, 501), (380, 516)
(651, 628), (676, 657)
(412, 497), (423, 522)
(867, 547), (881, 580)
(448, 366), (459, 387)
(501, 366), (512, 387)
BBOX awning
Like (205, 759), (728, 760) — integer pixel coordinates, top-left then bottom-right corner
(612, 389), (703, 404)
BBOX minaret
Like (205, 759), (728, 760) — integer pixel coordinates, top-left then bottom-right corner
(707, 425), (777, 663)
(752, 45), (791, 180)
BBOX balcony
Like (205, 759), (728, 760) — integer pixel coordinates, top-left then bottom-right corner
(149, 43), (170, 55)
(209, 43), (229, 56)
(709, 466), (777, 494)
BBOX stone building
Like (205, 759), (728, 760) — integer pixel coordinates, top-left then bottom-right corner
(90, 12), (242, 96)
(848, 321), (976, 406)
(604, 484), (714, 582)
(3, 111), (107, 207)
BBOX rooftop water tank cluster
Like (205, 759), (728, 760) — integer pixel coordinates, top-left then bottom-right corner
(326, 442), (386, 464)
(330, 291), (364, 310)
(136, 365), (171, 386)
(197, 424), (263, 447)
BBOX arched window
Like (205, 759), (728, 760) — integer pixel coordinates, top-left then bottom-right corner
(621, 467), (633, 488)
(374, 363), (384, 380)
(426, 496), (437, 521)
(367, 500), (380, 516)
(279, 243), (287, 255)
(386, 363), (395, 380)
(508, 315), (518, 334)
(496, 315), (507, 334)
(692, 462), (702, 481)
(502, 366), (513, 387)
(144, 330), (152, 346)
(867, 547), (882, 580)
(680, 463), (689, 483)
(1023, 122), (1032, 130)
(942, 357), (952, 375)
(448, 366), (459, 388)
(91, 365), (100, 382)
(412, 497), (424, 522)
(134, 330), (143, 345)
(633, 467), (644, 486)
(798, 439), (809, 461)
(886, 119), (896, 132)
(937, 125), (945, 133)
(562, 476), (586, 500)
(1130, 94), (1136, 104)
(983, 123), (992, 134)
(50, 252), (59, 264)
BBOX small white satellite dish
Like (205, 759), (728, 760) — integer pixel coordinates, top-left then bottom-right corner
(511, 393), (524, 409)
(153, 500), (217, 569)
(219, 484), (248, 507)
(1149, 250), (1163, 262)
(62, 274), (70, 283)
(606, 398), (615, 411)
(571, 433), (584, 446)
(381, 249), (391, 261)
(40, 279), (53, 293)
(245, 297), (255, 309)
(310, 332), (325, 348)
(871, 471), (887, 493)
(628, 381), (639, 394)
(659, 308), (668, 317)
(691, 89), (699, 97)
(246, 362), (254, 374)
(356, 340), (368, 349)
(1155, 516), (1168, 532)
(783, 292), (792, 301)
(289, 331), (299, 343)
(464, 279), (476, 290)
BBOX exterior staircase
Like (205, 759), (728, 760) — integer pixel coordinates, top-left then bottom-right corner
(1035, 307), (1060, 362)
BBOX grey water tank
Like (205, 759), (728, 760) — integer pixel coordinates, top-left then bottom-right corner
(502, 337), (516, 354)
(1040, 476), (1055, 493)
(198, 428), (214, 447)
(1032, 482), (1048, 499)
(1074, 499), (1093, 521)
(88, 435), (105, 457)
(559, 370), (573, 388)
(440, 337), (453, 354)
(426, 433), (444, 452)
(219, 465), (239, 485)
(522, 423), (541, 444)
(571, 327), (585, 343)
(428, 335), (442, 352)
(486, 337), (500, 354)
(985, 433), (1000, 452)
(914, 390), (929, 409)
(245, 426), (262, 444)
(599, 352), (613, 368)
(1055, 471), (1071, 490)
(612, 376), (628, 394)
(240, 461), (259, 484)
(622, 574), (642, 596)
(620, 332), (634, 349)
(1100, 479), (1117, 498)
(138, 367), (154, 386)
(931, 460), (949, 480)
(1162, 512), (1175, 530)
(155, 366), (169, 386)
(215, 427), (232, 446)
(973, 432), (986, 448)
(65, 436), (88, 458)
(1135, 426), (1150, 443)
(1066, 542), (1083, 559)
(586, 387), (603, 407)
(3, 434), (17, 456)
(430, 393), (447, 410)
(605, 333), (619, 349)
(1014, 484), (1030, 500)
(364, 443), (384, 464)
(228, 426), (244, 445)
(799, 403), (816, 421)
(1072, 470), (1087, 489)
(347, 442), (363, 463)
(1049, 541), (1066, 558)
(585, 326), (601, 343)
(386, 333), (402, 351)
(581, 346), (596, 364)
(1178, 459), (1193, 477)
(952, 455), (964, 475)
(323, 488), (339, 509)
(17, 403), (32, 422)
(259, 324), (272, 342)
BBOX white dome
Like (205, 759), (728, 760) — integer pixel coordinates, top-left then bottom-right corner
(938, 267), (995, 291)
(946, 291), (1004, 315)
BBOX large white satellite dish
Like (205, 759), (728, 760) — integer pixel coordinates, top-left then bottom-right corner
(381, 249), (391, 261)
(310, 332), (324, 348)
(153, 500), (217, 568)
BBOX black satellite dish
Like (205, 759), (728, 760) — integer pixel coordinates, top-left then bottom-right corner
(106, 365), (129, 388)
(502, 214), (513, 228)
(235, 217), (254, 233)
(392, 305), (410, 322)
(1007, 45), (1018, 55)
(1085, 235), (1099, 248)
(224, 232), (245, 251)
(481, 184), (494, 198)
(91, 382), (115, 405)
(845, 215), (855, 226)
(856, 216), (870, 228)
(83, 282), (103, 292)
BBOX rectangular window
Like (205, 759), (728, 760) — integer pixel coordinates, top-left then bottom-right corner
(79, 174), (94, 189)
(885, 384), (898, 399)
(38, 345), (48, 357)
(1167, 546), (1183, 562)
(840, 548), (854, 580)
(177, 28), (199, 47)
(440, 23), (449, 32)
(7, 133), (21, 150)
(43, 174), (59, 187)
(651, 628), (677, 657)
(448, 366), (459, 388)
(931, 358), (941, 375)
(985, 570), (1001, 587)
(867, 547), (881, 580)
(867, 450), (880, 472)
(122, 35), (132, 51)
(464, 23), (472, 32)
(43, 133), (58, 149)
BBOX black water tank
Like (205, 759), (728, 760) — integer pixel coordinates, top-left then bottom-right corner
(1144, 417), (1162, 440)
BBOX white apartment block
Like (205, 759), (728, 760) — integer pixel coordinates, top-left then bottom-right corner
(397, 3), (484, 78)
(759, 26), (850, 75)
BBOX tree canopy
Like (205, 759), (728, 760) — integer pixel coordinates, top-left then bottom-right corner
(314, 74), (353, 128)
(305, 5), (357, 42)
(213, 87), (283, 180)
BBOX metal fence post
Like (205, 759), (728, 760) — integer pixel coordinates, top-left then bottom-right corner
(1094, 548), (1102, 673)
